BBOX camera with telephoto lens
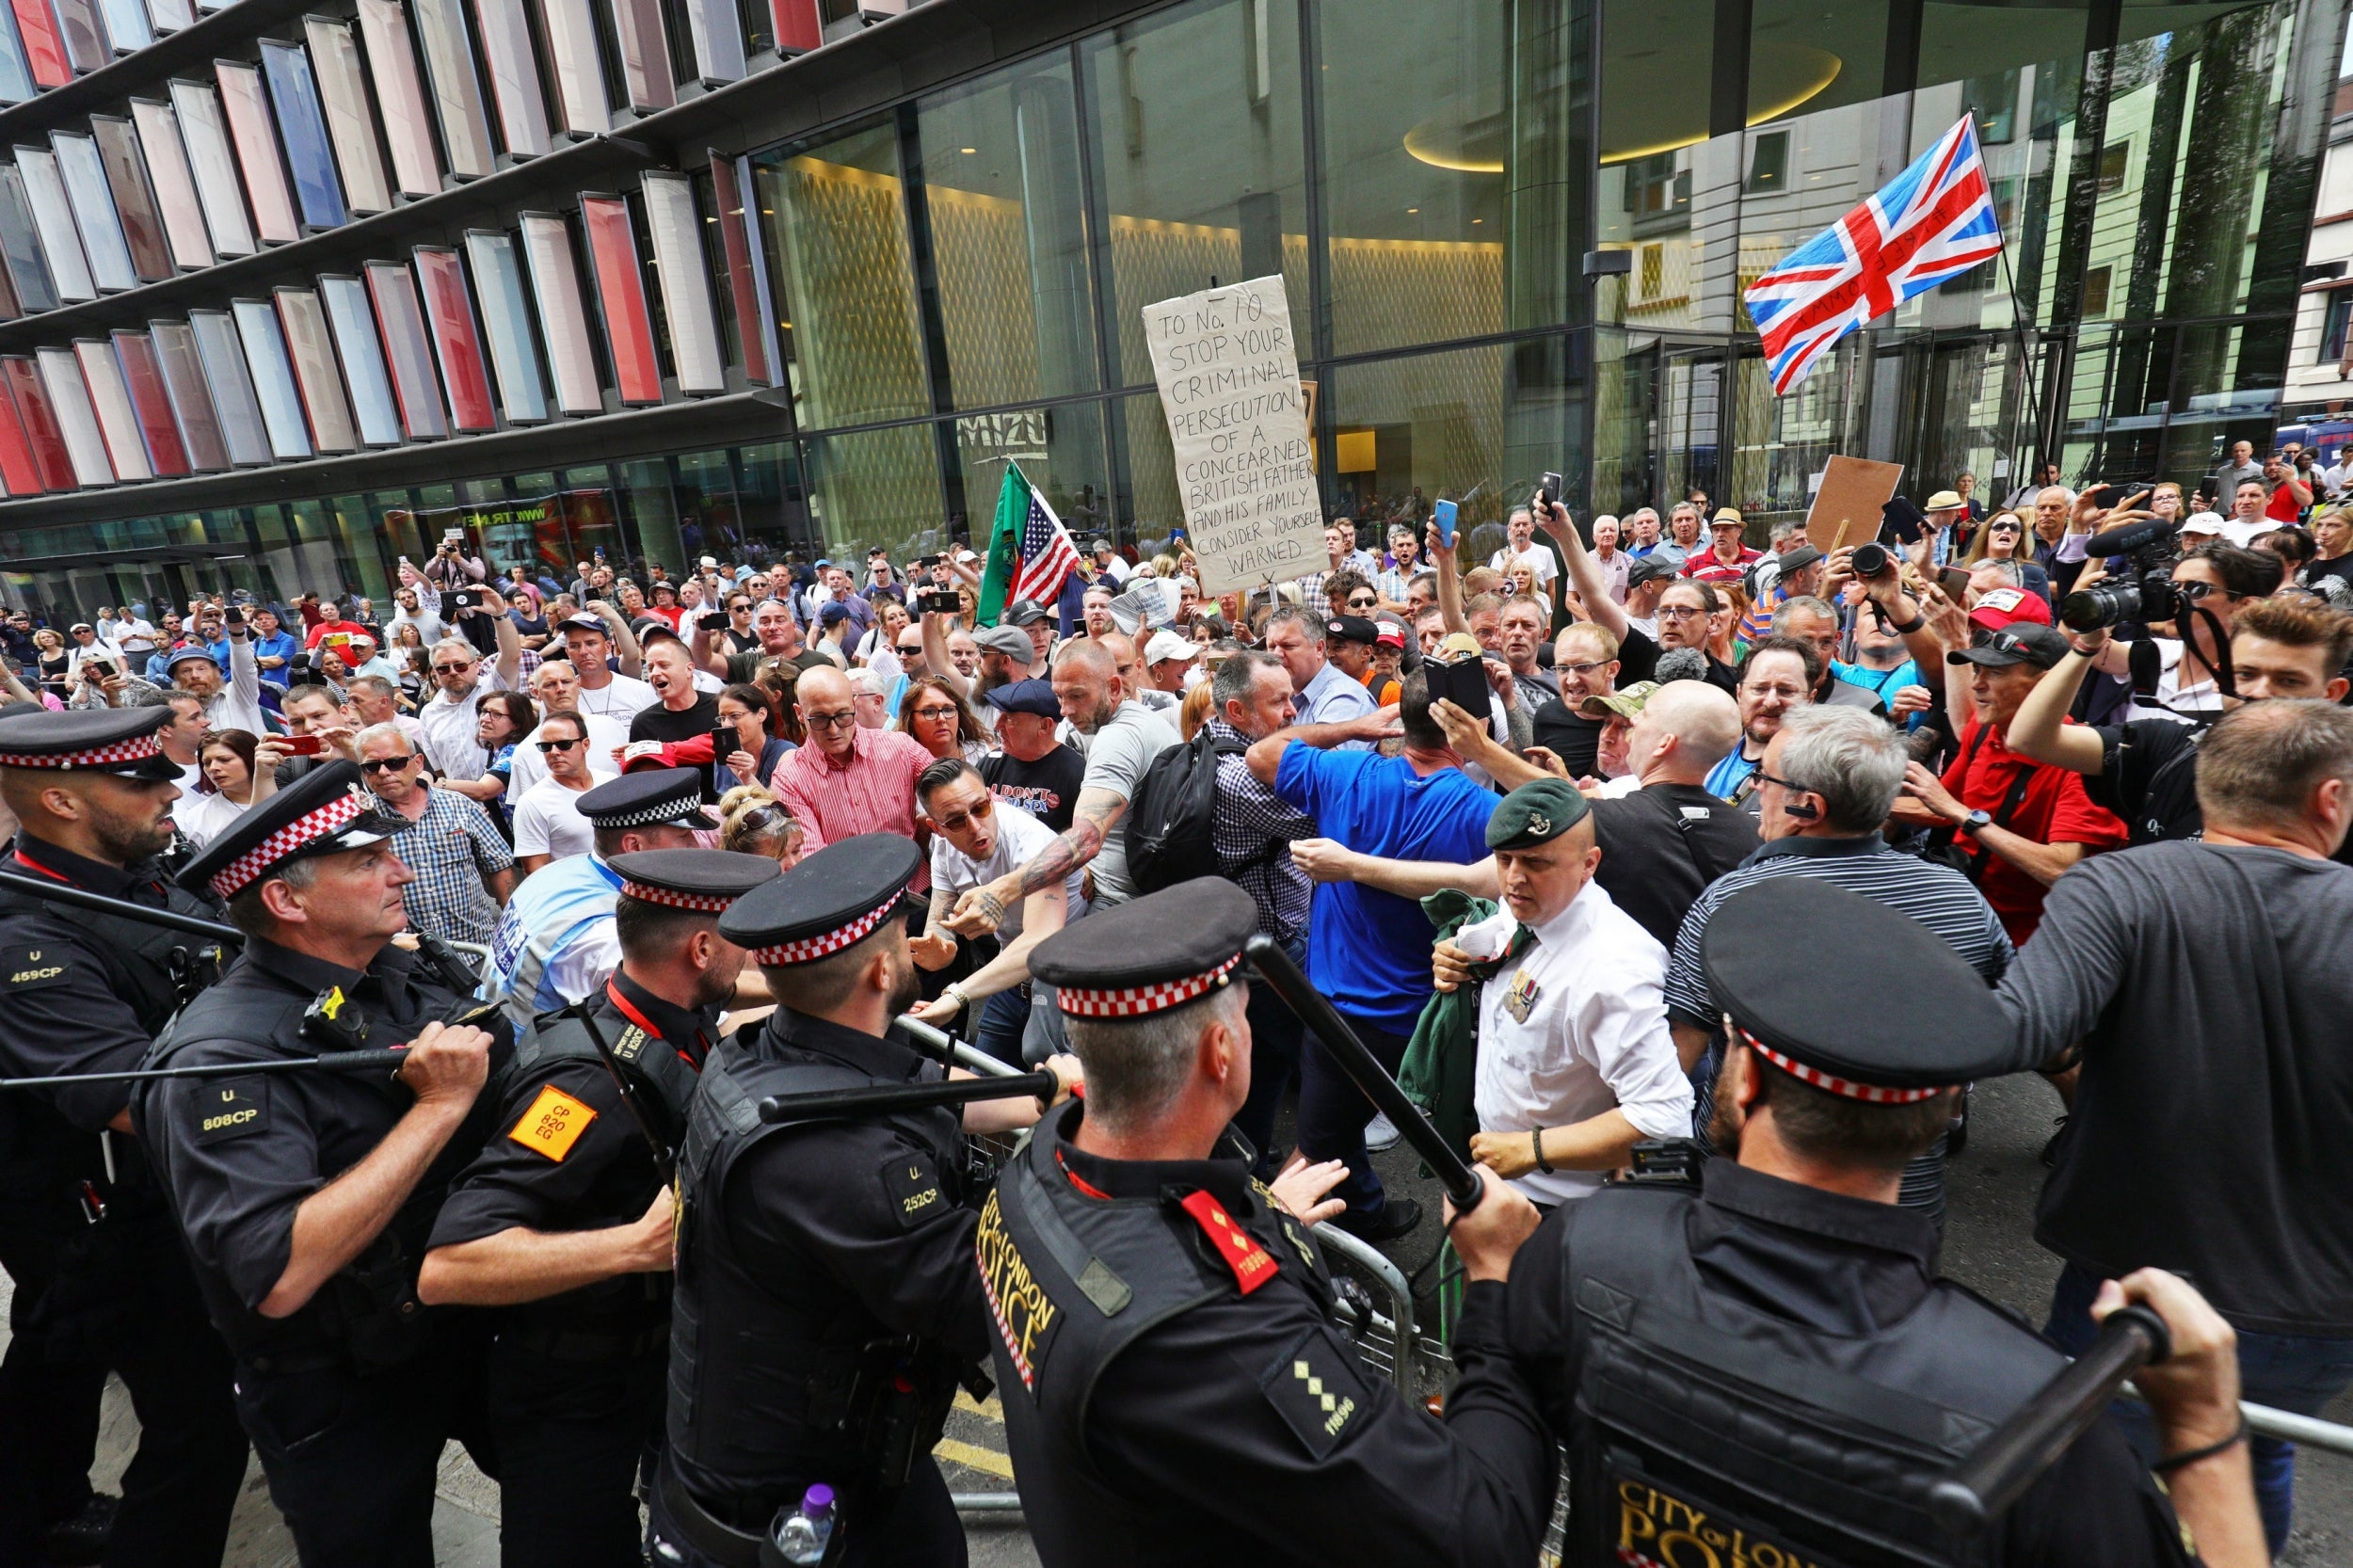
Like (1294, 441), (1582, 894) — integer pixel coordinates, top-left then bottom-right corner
(1850, 541), (1895, 581)
(2060, 515), (2186, 632)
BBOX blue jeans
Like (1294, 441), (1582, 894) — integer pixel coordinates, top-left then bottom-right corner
(1234, 936), (1309, 1180)
(2046, 1260), (2353, 1557)
(1295, 1010), (1412, 1226)
(972, 986), (1031, 1067)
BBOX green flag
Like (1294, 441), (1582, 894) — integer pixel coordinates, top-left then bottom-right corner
(976, 463), (1030, 627)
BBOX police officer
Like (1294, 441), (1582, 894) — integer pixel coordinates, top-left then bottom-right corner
(0, 705), (248, 1567)
(130, 762), (514, 1568)
(482, 768), (713, 1016)
(652, 834), (1078, 1568)
(420, 849), (780, 1568)
(991, 876), (1556, 1565)
(1502, 876), (2264, 1568)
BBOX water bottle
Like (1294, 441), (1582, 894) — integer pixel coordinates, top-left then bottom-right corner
(770, 1483), (836, 1565)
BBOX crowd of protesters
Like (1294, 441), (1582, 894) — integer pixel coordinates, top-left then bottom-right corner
(3, 441), (2352, 1564)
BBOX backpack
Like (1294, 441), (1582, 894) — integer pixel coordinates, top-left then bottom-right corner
(1123, 728), (1255, 895)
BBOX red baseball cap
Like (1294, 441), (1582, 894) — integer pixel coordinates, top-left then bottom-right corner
(1967, 585), (2052, 632)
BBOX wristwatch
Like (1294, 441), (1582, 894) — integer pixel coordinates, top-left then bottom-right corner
(1959, 808), (1993, 837)
(937, 983), (968, 1015)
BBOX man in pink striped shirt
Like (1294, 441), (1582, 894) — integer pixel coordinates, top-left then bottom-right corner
(768, 664), (935, 888)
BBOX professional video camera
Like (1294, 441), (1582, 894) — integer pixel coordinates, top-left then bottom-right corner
(2059, 514), (2185, 632)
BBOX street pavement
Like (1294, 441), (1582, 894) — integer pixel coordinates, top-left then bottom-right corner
(15, 1069), (2349, 1565)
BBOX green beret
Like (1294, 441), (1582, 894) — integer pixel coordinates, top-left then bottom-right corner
(1485, 778), (1591, 853)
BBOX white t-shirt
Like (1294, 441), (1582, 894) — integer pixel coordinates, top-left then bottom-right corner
(928, 802), (1086, 941)
(570, 673), (656, 724)
(1490, 545), (1558, 587)
(504, 712), (631, 803)
(173, 786), (253, 849)
(512, 769), (616, 861)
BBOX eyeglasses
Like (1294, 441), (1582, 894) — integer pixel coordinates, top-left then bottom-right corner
(432, 661), (476, 675)
(1968, 628), (2045, 662)
(359, 755), (417, 774)
(1657, 604), (1707, 621)
(536, 737), (584, 752)
(1560, 658), (1613, 678)
(910, 704), (959, 721)
(2172, 580), (2236, 603)
(897, 644), (924, 657)
(804, 709), (857, 730)
(930, 795), (994, 833)
(1347, 596), (1379, 609)
(1755, 770), (1806, 793)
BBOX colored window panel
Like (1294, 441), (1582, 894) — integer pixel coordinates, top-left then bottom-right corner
(8, 0), (65, 87)
(580, 194), (659, 404)
(89, 118), (173, 282)
(640, 172), (722, 393)
(145, 0), (194, 30)
(274, 288), (357, 452)
(74, 338), (151, 481)
(364, 261), (447, 439)
(463, 230), (545, 423)
(130, 100), (215, 271)
(319, 274), (401, 445)
(14, 148), (93, 302)
(518, 212), (600, 414)
(149, 318), (226, 470)
(411, 246), (493, 431)
(707, 152), (769, 384)
(186, 308), (271, 465)
(0, 6), (40, 103)
(258, 40), (349, 232)
(50, 134), (136, 293)
(232, 296), (312, 458)
(356, 0), (441, 199)
(49, 0), (104, 74)
(472, 0), (549, 158)
(110, 330), (190, 476)
(93, 0), (146, 52)
(770, 0), (816, 52)
(2, 357), (74, 488)
(0, 164), (55, 311)
(411, 0), (492, 180)
(0, 238), (16, 318)
(0, 375), (43, 493)
(216, 63), (301, 246)
(303, 18), (390, 215)
(168, 79), (256, 257)
(540, 0), (606, 136)
(607, 0), (673, 113)
(37, 346), (113, 486)
(680, 0), (741, 85)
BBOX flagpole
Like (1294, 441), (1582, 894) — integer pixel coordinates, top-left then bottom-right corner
(1985, 115), (2049, 496)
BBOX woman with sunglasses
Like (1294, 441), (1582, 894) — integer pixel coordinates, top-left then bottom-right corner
(717, 681), (794, 790)
(1962, 510), (2053, 604)
(718, 784), (805, 870)
(897, 675), (990, 763)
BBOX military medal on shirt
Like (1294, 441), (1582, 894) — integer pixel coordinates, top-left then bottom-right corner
(1502, 968), (1541, 1024)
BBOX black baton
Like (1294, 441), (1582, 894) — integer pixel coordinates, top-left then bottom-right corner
(1929, 1303), (2170, 1532)
(758, 1070), (1061, 1124)
(0, 1049), (411, 1091)
(1243, 934), (1483, 1212)
(0, 872), (242, 944)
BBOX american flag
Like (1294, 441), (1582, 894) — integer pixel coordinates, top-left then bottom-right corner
(989, 462), (1082, 609)
(1744, 116), (2003, 394)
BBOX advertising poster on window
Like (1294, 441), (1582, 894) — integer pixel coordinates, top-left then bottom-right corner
(1142, 274), (1323, 599)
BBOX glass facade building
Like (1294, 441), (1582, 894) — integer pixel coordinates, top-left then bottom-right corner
(0, 0), (2345, 618)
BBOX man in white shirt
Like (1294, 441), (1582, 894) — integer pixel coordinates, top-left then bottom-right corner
(165, 623), (268, 737)
(908, 758), (1086, 1064)
(557, 610), (655, 723)
(504, 660), (630, 804)
(1089, 538), (1130, 585)
(511, 710), (616, 875)
(414, 596), (525, 779)
(1435, 778), (1692, 1208)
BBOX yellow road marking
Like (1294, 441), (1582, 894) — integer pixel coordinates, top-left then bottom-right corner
(954, 1390), (1003, 1420)
(936, 1438), (1014, 1479)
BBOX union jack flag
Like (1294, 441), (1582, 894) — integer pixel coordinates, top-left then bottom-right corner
(1744, 116), (2003, 394)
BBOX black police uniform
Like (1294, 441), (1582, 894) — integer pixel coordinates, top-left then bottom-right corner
(426, 849), (777, 1568)
(988, 879), (1555, 1567)
(654, 836), (989, 1568)
(1501, 878), (2201, 1568)
(0, 708), (248, 1566)
(129, 765), (515, 1568)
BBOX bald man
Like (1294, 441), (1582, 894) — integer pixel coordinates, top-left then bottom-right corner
(767, 664), (937, 884)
